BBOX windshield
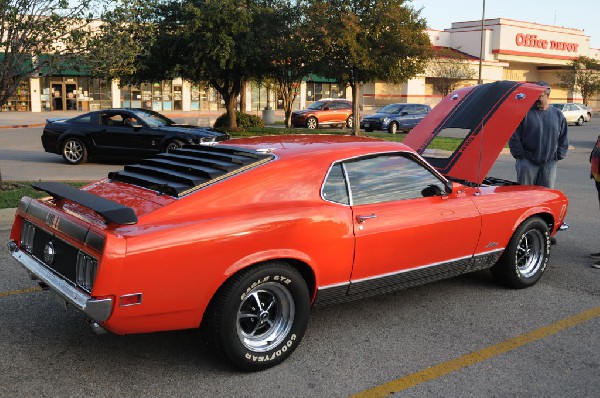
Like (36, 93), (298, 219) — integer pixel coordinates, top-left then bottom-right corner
(377, 104), (404, 114)
(307, 101), (327, 110)
(132, 110), (176, 127)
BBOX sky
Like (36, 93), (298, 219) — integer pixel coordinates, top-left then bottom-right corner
(412, 0), (600, 49)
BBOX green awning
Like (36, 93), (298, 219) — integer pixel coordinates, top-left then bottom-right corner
(304, 74), (337, 83)
(37, 54), (91, 77)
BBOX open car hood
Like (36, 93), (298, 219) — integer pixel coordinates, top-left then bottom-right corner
(403, 81), (546, 185)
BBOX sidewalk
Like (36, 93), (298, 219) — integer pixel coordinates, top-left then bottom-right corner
(0, 109), (287, 129)
(0, 208), (15, 231)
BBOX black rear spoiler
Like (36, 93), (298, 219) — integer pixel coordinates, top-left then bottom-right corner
(32, 182), (138, 225)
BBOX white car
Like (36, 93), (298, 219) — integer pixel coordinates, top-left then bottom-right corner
(573, 103), (592, 121)
(551, 103), (588, 126)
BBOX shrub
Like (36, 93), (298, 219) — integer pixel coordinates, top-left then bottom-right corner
(213, 112), (265, 129)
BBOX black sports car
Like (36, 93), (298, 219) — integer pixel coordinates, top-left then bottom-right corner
(41, 108), (229, 164)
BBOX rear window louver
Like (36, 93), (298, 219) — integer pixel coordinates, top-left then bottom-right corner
(108, 145), (274, 197)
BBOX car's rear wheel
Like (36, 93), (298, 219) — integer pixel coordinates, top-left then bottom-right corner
(61, 138), (88, 165)
(388, 122), (398, 134)
(165, 139), (184, 152)
(204, 261), (310, 371)
(576, 116), (584, 126)
(491, 217), (549, 288)
(346, 116), (353, 129)
(306, 117), (318, 129)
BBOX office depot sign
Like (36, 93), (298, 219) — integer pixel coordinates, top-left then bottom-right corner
(515, 33), (579, 52)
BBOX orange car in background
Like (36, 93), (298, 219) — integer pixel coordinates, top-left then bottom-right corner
(291, 98), (353, 129)
(7, 81), (568, 371)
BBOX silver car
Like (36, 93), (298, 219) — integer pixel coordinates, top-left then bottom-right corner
(551, 103), (588, 126)
(573, 103), (592, 121)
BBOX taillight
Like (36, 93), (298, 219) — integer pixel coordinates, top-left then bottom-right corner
(20, 220), (35, 252)
(76, 251), (98, 293)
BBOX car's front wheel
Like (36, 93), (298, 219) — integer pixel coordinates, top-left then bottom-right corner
(165, 139), (184, 152)
(61, 137), (88, 165)
(491, 217), (549, 288)
(388, 122), (398, 134)
(576, 116), (584, 126)
(204, 261), (310, 371)
(306, 117), (318, 129)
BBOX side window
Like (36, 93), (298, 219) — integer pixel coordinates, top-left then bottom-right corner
(344, 154), (445, 205)
(322, 163), (350, 205)
(71, 115), (93, 124)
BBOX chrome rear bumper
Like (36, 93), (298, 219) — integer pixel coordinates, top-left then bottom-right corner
(7, 240), (113, 322)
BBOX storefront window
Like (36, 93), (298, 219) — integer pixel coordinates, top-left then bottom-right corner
(121, 84), (142, 108)
(173, 85), (183, 110)
(250, 82), (269, 112)
(87, 78), (111, 110)
(305, 82), (344, 105)
(141, 83), (152, 110)
(1, 80), (31, 112)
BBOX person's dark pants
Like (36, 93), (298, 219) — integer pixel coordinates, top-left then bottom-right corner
(596, 180), (600, 211)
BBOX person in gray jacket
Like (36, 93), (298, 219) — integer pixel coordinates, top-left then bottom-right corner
(509, 81), (569, 189)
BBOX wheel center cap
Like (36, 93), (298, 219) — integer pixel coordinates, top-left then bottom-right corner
(259, 311), (269, 323)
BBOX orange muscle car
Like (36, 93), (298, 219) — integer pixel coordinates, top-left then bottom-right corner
(7, 81), (568, 370)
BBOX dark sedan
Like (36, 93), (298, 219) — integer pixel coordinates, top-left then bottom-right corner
(360, 103), (431, 134)
(41, 109), (229, 164)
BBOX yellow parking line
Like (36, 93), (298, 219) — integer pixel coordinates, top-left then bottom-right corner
(351, 305), (600, 398)
(0, 286), (43, 298)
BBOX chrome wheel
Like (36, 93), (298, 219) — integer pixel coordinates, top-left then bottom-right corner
(346, 116), (353, 129)
(576, 116), (584, 126)
(62, 138), (87, 164)
(306, 117), (317, 129)
(515, 229), (545, 278)
(491, 217), (549, 288)
(165, 140), (183, 152)
(237, 282), (294, 352)
(388, 122), (398, 134)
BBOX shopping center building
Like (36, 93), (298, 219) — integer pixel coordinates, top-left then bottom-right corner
(3, 17), (599, 114)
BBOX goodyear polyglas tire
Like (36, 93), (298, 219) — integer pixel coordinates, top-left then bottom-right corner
(491, 217), (549, 288)
(205, 261), (310, 371)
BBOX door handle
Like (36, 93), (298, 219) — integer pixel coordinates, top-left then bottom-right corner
(356, 214), (377, 223)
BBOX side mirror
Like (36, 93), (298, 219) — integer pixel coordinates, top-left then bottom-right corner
(400, 111), (408, 116)
(421, 184), (443, 197)
(323, 106), (330, 110)
(132, 124), (143, 131)
(444, 181), (453, 194)
(421, 183), (452, 197)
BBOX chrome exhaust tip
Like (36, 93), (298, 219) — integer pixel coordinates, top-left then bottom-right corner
(87, 320), (108, 335)
(558, 222), (569, 231)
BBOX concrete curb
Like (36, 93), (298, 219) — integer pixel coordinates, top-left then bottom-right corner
(0, 208), (16, 231)
(0, 123), (45, 129)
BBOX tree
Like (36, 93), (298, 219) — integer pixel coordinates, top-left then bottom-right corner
(257, 0), (313, 128)
(133, 0), (264, 129)
(305, 0), (432, 135)
(0, 0), (101, 108)
(428, 48), (475, 98)
(82, 0), (159, 82)
(557, 56), (600, 106)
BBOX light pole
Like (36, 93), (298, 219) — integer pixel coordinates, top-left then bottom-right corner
(478, 0), (486, 84)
